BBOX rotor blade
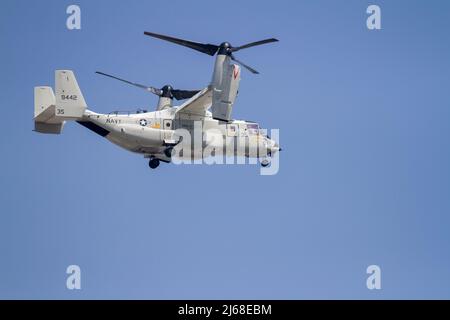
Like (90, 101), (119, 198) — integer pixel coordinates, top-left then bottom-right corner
(171, 90), (201, 101)
(147, 86), (163, 96)
(96, 71), (162, 96)
(231, 38), (279, 52)
(144, 31), (219, 56)
(230, 55), (259, 74)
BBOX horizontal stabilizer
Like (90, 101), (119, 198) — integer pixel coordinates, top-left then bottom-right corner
(34, 122), (65, 134)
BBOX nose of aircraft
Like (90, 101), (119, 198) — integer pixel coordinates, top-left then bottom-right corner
(267, 137), (282, 154)
(272, 143), (282, 153)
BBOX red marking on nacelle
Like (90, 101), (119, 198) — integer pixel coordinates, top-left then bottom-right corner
(233, 66), (240, 80)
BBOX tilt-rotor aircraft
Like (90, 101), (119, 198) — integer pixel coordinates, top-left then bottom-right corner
(34, 31), (281, 169)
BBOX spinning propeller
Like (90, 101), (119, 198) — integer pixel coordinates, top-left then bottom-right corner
(143, 31), (279, 74)
(95, 71), (200, 100)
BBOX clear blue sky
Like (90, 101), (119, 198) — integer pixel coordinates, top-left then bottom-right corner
(1, 0), (450, 299)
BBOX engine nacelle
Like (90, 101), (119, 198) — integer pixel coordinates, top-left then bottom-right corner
(211, 56), (240, 121)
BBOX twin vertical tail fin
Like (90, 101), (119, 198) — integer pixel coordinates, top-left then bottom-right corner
(34, 86), (62, 134)
(34, 70), (87, 134)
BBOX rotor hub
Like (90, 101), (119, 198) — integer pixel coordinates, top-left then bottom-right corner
(218, 42), (232, 55)
(161, 85), (173, 97)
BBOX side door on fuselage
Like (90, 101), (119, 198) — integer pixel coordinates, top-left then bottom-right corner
(162, 118), (173, 141)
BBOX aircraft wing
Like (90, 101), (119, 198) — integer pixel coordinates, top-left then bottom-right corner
(175, 86), (212, 116)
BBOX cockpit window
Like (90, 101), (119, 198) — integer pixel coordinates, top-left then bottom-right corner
(247, 123), (260, 135)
